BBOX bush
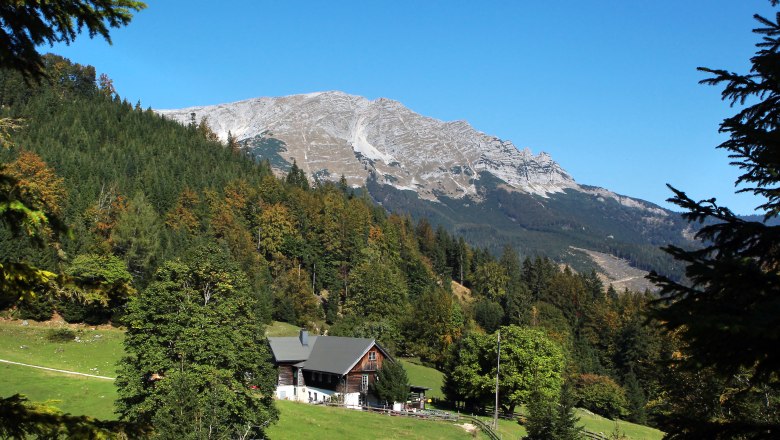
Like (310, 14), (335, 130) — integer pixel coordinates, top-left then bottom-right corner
(17, 294), (54, 321)
(56, 297), (111, 325)
(572, 374), (628, 420)
(474, 299), (503, 333)
(46, 328), (76, 343)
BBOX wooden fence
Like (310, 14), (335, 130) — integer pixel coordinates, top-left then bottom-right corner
(319, 401), (610, 439)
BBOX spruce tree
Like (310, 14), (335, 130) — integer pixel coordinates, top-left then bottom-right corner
(0, 1), (146, 81)
(371, 361), (410, 405)
(648, 2), (780, 437)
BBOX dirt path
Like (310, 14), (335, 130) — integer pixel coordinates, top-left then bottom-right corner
(0, 358), (115, 380)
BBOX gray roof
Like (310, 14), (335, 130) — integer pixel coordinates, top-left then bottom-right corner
(267, 335), (318, 362)
(268, 334), (392, 375)
(305, 336), (375, 375)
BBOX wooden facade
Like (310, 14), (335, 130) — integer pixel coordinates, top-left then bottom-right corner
(270, 333), (395, 404)
(344, 346), (386, 393)
(277, 364), (295, 386)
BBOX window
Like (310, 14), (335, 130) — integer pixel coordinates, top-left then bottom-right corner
(314, 392), (318, 401)
(361, 374), (369, 391)
(367, 351), (377, 370)
(368, 351), (376, 361)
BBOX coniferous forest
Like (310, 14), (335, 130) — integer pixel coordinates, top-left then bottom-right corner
(1, 1), (779, 439)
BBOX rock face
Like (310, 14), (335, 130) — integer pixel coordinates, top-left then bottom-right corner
(157, 91), (578, 202)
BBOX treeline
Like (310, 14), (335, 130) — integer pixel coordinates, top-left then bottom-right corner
(0, 55), (669, 428)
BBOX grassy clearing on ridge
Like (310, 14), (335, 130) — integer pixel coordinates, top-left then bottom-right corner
(0, 320), (124, 376)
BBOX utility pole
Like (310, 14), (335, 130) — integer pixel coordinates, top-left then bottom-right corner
(494, 329), (501, 430)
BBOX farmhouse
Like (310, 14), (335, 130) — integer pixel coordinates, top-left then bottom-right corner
(268, 329), (393, 407)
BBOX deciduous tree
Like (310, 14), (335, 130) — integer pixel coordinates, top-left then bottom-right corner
(116, 245), (278, 439)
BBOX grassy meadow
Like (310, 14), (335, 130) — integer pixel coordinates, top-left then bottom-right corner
(0, 363), (118, 420)
(267, 400), (476, 439)
(399, 358), (445, 400)
(0, 320), (124, 376)
(0, 320), (664, 439)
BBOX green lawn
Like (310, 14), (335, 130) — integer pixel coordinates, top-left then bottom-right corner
(0, 363), (118, 420)
(399, 358), (445, 400)
(575, 409), (664, 440)
(400, 356), (663, 440)
(0, 320), (124, 376)
(265, 321), (301, 337)
(465, 408), (663, 440)
(267, 400), (477, 440)
(0, 320), (665, 439)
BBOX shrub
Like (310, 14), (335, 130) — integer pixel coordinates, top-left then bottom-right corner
(572, 374), (628, 420)
(46, 328), (76, 343)
(474, 299), (503, 333)
(17, 294), (54, 321)
(56, 297), (111, 325)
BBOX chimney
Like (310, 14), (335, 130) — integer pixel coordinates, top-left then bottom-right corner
(299, 329), (309, 346)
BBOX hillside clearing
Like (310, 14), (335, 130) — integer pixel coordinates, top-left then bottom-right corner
(0, 320), (664, 438)
(0, 320), (124, 376)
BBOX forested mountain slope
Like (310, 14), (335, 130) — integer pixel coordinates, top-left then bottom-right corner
(160, 91), (692, 280)
(0, 55), (670, 428)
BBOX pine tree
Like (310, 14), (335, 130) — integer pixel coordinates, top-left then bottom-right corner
(371, 360), (410, 405)
(648, 3), (780, 437)
(0, 1), (146, 81)
(525, 384), (583, 440)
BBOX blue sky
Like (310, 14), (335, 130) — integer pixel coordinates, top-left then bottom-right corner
(50, 1), (777, 214)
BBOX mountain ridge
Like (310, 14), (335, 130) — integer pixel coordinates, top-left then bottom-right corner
(159, 91), (581, 200)
(157, 91), (690, 281)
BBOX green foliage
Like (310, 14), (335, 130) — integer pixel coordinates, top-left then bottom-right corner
(472, 261), (508, 301)
(647, 3), (780, 438)
(55, 254), (134, 324)
(474, 299), (504, 333)
(45, 327), (75, 343)
(572, 374), (628, 420)
(0, 394), (149, 439)
(371, 360), (410, 404)
(0, 1), (146, 81)
(65, 254), (133, 302)
(443, 326), (564, 414)
(403, 287), (463, 367)
(330, 318), (402, 356)
(623, 371), (647, 425)
(285, 159), (310, 190)
(110, 191), (162, 283)
(16, 291), (53, 321)
(115, 245), (278, 438)
(271, 266), (322, 326)
(0, 151), (66, 303)
(524, 384), (583, 440)
(344, 249), (408, 321)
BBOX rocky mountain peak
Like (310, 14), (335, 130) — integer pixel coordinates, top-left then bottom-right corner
(157, 91), (579, 202)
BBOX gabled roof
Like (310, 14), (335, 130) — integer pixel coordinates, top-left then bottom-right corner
(267, 335), (318, 362)
(267, 333), (393, 375)
(305, 336), (376, 375)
